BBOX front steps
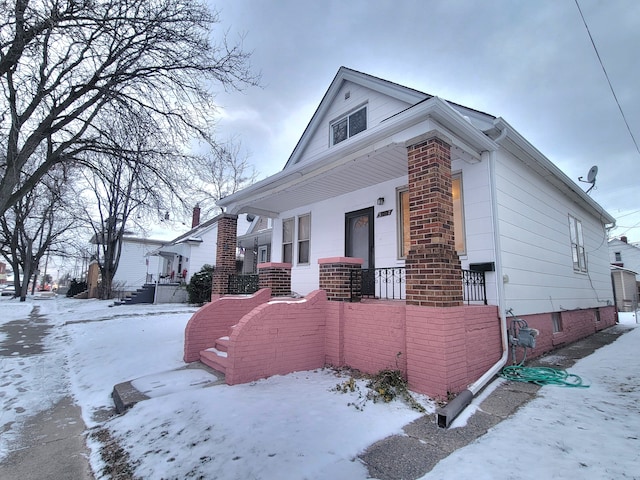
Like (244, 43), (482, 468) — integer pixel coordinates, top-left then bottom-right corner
(199, 335), (230, 373)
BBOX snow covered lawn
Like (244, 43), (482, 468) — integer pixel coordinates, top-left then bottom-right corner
(1, 297), (638, 479)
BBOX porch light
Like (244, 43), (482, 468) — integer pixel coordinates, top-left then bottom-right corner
(377, 197), (385, 206)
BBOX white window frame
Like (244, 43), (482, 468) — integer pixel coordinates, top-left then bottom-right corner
(569, 215), (587, 273)
(330, 105), (367, 146)
(297, 213), (311, 265)
(396, 172), (466, 259)
(282, 217), (294, 264)
(258, 245), (268, 264)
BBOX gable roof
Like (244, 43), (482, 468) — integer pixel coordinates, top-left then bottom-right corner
(218, 67), (615, 226)
(284, 67), (496, 169)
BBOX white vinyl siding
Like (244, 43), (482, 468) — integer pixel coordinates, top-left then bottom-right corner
(494, 149), (612, 314)
(298, 81), (413, 161)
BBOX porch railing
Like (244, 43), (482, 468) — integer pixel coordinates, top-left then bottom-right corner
(228, 274), (259, 295)
(349, 267), (487, 304)
(350, 267), (406, 300)
(462, 269), (487, 305)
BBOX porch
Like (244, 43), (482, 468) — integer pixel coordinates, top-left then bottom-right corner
(227, 266), (487, 305)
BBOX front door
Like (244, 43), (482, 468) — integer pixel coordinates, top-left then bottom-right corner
(345, 207), (374, 295)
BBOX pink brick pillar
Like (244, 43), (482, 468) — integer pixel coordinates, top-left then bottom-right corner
(318, 257), (363, 301)
(258, 262), (292, 297)
(405, 136), (463, 307)
(211, 214), (238, 299)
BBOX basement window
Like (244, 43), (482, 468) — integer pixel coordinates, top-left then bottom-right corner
(552, 312), (563, 333)
(331, 106), (367, 145)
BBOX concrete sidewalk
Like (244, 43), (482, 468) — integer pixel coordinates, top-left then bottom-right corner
(0, 396), (93, 480)
(359, 324), (631, 480)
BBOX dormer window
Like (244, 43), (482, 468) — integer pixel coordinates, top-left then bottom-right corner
(331, 106), (367, 145)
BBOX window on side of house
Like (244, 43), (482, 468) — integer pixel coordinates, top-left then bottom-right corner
(282, 218), (294, 264)
(258, 245), (268, 264)
(331, 106), (367, 146)
(397, 173), (466, 258)
(569, 215), (587, 272)
(552, 312), (563, 333)
(297, 214), (311, 265)
(594, 309), (601, 323)
(614, 252), (622, 262)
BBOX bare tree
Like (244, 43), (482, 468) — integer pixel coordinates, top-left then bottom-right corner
(189, 138), (259, 217)
(0, 166), (77, 301)
(0, 0), (258, 216)
(77, 110), (182, 299)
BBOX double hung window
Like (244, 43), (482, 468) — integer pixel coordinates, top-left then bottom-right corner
(331, 106), (367, 145)
(569, 215), (587, 272)
(282, 214), (311, 265)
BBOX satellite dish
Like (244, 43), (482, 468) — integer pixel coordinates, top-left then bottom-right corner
(578, 165), (598, 194)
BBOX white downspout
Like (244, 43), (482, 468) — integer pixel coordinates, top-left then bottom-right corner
(467, 142), (508, 395)
(437, 124), (509, 427)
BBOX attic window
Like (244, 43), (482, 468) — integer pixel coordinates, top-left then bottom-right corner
(331, 106), (367, 145)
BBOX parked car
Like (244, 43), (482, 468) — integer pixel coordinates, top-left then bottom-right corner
(1, 285), (16, 296)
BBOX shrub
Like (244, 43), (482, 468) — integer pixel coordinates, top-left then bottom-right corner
(187, 264), (214, 304)
(66, 279), (88, 297)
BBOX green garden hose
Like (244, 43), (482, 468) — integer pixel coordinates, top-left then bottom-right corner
(500, 365), (589, 388)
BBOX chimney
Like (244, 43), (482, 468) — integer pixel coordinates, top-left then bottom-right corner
(191, 204), (201, 228)
(621, 236), (628, 244)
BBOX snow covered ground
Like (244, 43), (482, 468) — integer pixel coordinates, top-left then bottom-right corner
(1, 296), (638, 479)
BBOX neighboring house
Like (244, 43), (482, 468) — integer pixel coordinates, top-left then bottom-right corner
(112, 236), (164, 292)
(609, 235), (640, 309)
(610, 265), (638, 312)
(187, 67), (617, 407)
(155, 207), (251, 284)
(237, 215), (273, 274)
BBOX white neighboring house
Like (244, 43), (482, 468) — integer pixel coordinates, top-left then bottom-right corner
(218, 66), (616, 317)
(154, 213), (252, 284)
(609, 236), (640, 310)
(111, 236), (164, 293)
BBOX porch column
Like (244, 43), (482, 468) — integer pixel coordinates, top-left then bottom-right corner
(405, 136), (463, 307)
(318, 257), (363, 301)
(258, 262), (292, 297)
(211, 214), (238, 299)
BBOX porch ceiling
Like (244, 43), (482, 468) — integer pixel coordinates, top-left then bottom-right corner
(252, 144), (408, 215)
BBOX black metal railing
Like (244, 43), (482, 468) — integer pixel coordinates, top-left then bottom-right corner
(228, 274), (259, 294)
(462, 269), (487, 305)
(349, 267), (487, 304)
(351, 267), (406, 300)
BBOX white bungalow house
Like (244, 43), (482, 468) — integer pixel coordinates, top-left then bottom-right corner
(185, 67), (616, 410)
(218, 67), (615, 313)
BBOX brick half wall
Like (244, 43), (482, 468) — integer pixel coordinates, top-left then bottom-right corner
(183, 288), (272, 362)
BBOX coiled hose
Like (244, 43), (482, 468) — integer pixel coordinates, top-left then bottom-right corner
(500, 365), (589, 388)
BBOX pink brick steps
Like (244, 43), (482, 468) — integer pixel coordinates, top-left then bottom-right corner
(199, 335), (230, 373)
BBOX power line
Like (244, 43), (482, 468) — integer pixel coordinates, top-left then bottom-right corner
(574, 0), (640, 157)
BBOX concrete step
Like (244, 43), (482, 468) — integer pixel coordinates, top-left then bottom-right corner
(200, 348), (228, 374)
(215, 336), (230, 353)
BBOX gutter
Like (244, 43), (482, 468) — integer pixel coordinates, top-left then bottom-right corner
(437, 130), (509, 428)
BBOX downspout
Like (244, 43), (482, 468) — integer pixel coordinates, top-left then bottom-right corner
(437, 123), (509, 428)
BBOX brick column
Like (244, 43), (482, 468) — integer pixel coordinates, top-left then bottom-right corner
(318, 257), (363, 301)
(211, 214), (238, 299)
(258, 262), (292, 297)
(405, 136), (463, 307)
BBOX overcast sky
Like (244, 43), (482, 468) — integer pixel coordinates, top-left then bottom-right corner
(208, 0), (639, 242)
